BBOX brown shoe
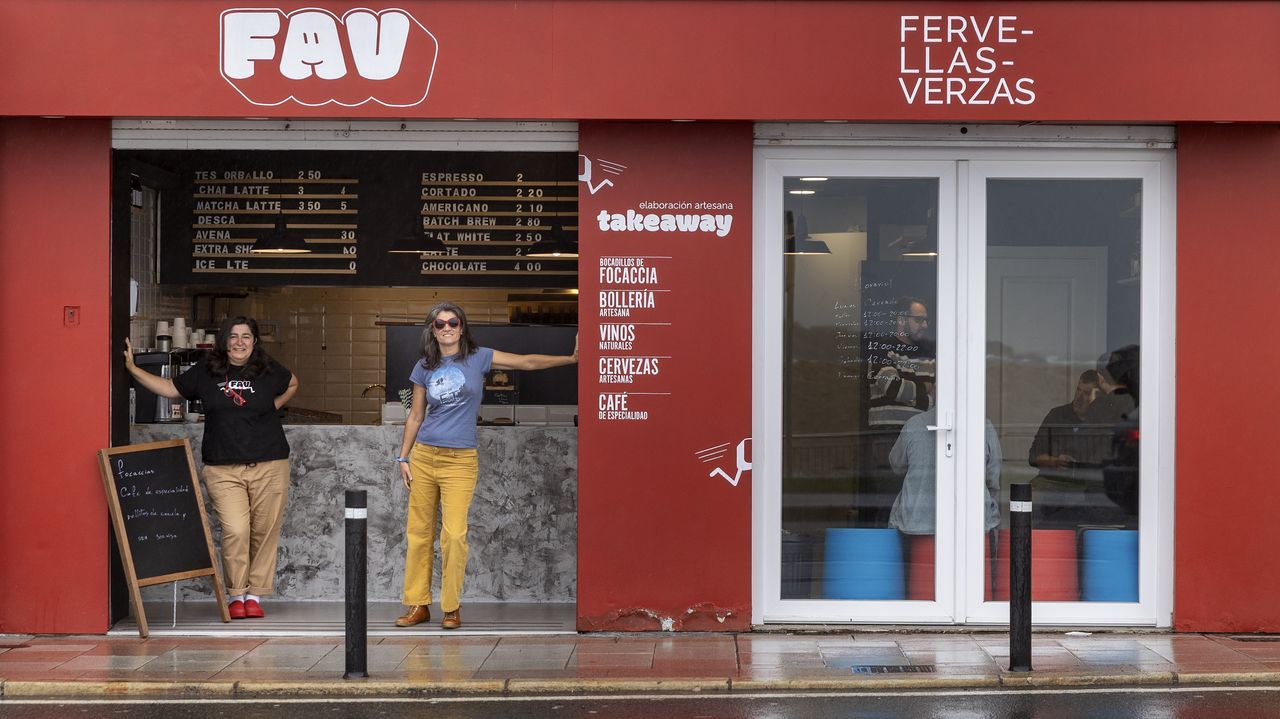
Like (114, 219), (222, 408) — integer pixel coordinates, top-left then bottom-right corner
(441, 608), (461, 630)
(395, 605), (430, 627)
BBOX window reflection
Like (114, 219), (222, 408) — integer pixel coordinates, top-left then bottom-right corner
(984, 179), (1141, 603)
(779, 175), (1143, 606)
(781, 178), (939, 601)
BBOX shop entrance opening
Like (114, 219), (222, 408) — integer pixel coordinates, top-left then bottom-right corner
(109, 122), (581, 636)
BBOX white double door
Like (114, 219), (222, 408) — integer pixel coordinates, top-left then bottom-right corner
(755, 146), (1174, 626)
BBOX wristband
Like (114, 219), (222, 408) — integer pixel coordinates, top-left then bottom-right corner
(395, 456), (410, 463)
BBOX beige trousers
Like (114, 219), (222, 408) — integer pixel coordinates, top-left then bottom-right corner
(203, 459), (291, 596)
(402, 445), (478, 612)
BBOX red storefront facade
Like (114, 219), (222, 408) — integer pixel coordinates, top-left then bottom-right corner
(1, 1), (1278, 634)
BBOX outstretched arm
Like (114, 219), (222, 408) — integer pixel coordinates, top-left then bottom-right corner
(122, 338), (181, 399)
(491, 333), (578, 371)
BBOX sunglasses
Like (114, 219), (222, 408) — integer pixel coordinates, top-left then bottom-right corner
(432, 317), (462, 329)
(223, 374), (247, 407)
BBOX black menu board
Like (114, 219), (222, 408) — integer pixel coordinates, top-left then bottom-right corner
(418, 164), (578, 286)
(122, 150), (578, 288)
(98, 438), (229, 636)
(100, 441), (212, 580)
(188, 165), (360, 279)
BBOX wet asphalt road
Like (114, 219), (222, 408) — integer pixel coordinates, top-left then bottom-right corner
(3, 687), (1280, 719)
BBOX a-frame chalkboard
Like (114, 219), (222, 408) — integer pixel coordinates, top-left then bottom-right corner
(99, 439), (230, 636)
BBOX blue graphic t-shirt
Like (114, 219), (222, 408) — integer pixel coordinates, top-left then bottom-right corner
(409, 347), (494, 449)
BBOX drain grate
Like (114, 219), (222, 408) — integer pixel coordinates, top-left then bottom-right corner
(850, 664), (936, 674)
(1228, 635), (1280, 642)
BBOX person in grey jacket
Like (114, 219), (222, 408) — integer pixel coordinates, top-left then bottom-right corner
(888, 406), (1003, 535)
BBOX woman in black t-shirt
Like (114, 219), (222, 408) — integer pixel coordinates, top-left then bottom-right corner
(124, 316), (299, 620)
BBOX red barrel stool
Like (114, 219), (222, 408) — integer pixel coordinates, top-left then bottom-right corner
(908, 535), (997, 601)
(989, 529), (1079, 601)
(906, 534), (935, 600)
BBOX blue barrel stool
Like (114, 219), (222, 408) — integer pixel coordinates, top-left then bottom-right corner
(822, 528), (905, 600)
(1081, 529), (1139, 602)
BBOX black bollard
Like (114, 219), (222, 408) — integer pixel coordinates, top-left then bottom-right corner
(1009, 483), (1032, 672)
(344, 490), (368, 679)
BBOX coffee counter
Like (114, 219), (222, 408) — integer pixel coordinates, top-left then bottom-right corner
(131, 423), (577, 603)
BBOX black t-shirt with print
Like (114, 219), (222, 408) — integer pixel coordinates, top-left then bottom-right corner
(174, 362), (293, 465)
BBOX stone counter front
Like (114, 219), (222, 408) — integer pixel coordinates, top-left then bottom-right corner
(132, 424), (577, 602)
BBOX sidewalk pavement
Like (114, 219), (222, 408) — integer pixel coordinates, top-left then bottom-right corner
(4, 630), (1280, 698)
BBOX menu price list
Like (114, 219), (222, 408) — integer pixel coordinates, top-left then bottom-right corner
(131, 149), (579, 288)
(595, 255), (670, 422)
(101, 443), (213, 581)
(116, 468), (193, 547)
(417, 169), (578, 283)
(192, 168), (359, 277)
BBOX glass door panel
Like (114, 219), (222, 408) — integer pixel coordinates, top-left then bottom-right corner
(964, 162), (1162, 625)
(762, 151), (1167, 626)
(767, 160), (956, 623)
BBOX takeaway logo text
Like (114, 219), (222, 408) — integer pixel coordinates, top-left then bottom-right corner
(221, 7), (438, 107)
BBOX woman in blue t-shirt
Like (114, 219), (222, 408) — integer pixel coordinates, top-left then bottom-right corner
(394, 302), (577, 629)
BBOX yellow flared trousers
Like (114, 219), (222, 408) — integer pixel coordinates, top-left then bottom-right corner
(402, 444), (478, 611)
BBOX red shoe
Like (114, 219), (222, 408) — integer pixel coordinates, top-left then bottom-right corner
(244, 598), (265, 618)
(228, 600), (246, 620)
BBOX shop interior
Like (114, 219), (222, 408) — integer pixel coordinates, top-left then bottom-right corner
(109, 148), (580, 635)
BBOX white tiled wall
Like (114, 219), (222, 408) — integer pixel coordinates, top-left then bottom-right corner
(129, 187), (199, 347)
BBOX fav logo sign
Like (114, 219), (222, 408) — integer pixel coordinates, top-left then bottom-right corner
(221, 8), (438, 107)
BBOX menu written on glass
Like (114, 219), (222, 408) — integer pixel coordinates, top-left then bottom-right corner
(417, 168), (577, 283)
(192, 167), (359, 277)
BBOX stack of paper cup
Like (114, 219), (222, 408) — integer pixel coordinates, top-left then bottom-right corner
(172, 318), (188, 348)
(154, 320), (172, 352)
(154, 321), (171, 351)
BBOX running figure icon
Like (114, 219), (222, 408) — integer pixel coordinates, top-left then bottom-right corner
(697, 438), (752, 487)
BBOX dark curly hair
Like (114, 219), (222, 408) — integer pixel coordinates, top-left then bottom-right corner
(204, 316), (279, 379)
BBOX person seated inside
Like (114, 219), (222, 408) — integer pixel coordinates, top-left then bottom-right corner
(1029, 369), (1111, 528)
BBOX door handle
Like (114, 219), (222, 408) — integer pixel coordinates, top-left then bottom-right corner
(926, 410), (955, 457)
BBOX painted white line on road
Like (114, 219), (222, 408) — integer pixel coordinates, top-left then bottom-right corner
(3, 685), (1280, 705)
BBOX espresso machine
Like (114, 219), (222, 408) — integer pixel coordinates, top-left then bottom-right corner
(131, 351), (184, 423)
(174, 348), (205, 417)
